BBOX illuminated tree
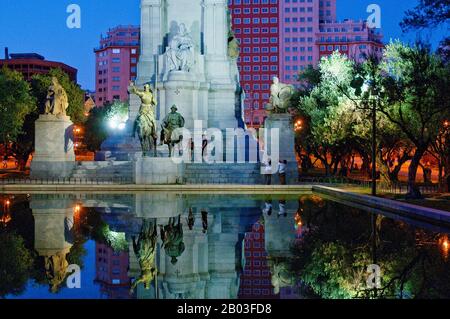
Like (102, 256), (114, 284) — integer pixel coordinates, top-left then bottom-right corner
(379, 42), (450, 197)
(84, 100), (129, 152)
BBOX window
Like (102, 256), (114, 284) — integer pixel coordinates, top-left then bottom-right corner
(131, 49), (137, 54)
(112, 48), (121, 54)
(112, 58), (120, 63)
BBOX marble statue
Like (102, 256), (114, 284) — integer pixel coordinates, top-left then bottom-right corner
(166, 23), (195, 73)
(131, 219), (158, 291)
(160, 215), (185, 265)
(268, 258), (295, 294)
(129, 82), (158, 157)
(160, 105), (185, 157)
(44, 77), (69, 116)
(265, 77), (295, 113)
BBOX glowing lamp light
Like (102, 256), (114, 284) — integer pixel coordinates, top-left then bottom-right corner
(5, 200), (10, 206)
(439, 235), (449, 259)
(109, 118), (119, 129)
(294, 119), (303, 132)
(442, 238), (449, 251)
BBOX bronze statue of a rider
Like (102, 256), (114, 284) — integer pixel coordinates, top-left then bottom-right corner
(160, 105), (185, 156)
(159, 215), (185, 265)
(131, 219), (158, 292)
(129, 82), (158, 157)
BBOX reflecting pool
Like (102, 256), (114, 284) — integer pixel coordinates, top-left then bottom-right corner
(0, 192), (449, 299)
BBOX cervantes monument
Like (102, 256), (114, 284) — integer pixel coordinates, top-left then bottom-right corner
(98, 0), (243, 163)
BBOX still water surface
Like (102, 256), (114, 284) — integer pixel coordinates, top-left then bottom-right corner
(1, 192), (449, 299)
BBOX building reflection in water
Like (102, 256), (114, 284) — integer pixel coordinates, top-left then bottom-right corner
(238, 220), (277, 299)
(95, 243), (131, 299)
(1, 192), (444, 299)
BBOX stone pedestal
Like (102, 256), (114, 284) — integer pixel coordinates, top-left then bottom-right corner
(31, 114), (75, 179)
(133, 157), (184, 184)
(264, 114), (299, 183)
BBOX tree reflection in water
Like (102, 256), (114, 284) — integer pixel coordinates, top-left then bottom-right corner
(290, 197), (450, 299)
(1, 194), (449, 299)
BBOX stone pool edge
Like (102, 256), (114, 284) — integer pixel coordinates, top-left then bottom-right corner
(313, 185), (450, 226)
(1, 183), (449, 226)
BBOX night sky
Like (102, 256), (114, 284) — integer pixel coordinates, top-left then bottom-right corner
(0, 0), (447, 91)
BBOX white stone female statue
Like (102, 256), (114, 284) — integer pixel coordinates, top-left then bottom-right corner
(166, 23), (195, 73)
(265, 76), (294, 113)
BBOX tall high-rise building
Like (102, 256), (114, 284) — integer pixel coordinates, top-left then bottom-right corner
(94, 243), (131, 299)
(229, 0), (383, 127)
(229, 0), (280, 128)
(238, 221), (278, 299)
(94, 25), (140, 106)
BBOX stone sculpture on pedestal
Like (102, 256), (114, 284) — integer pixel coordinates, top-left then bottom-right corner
(44, 77), (69, 116)
(265, 77), (295, 114)
(30, 78), (75, 179)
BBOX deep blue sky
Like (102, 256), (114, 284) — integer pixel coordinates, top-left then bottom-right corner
(0, 0), (446, 91)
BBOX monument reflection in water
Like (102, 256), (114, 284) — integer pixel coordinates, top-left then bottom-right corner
(1, 193), (450, 299)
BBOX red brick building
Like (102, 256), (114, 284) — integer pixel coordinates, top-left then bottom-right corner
(238, 221), (278, 299)
(94, 25), (140, 106)
(229, 1), (280, 128)
(95, 243), (131, 299)
(0, 50), (77, 82)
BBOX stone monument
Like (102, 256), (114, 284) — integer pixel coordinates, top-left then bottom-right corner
(264, 77), (298, 183)
(98, 0), (243, 161)
(30, 77), (75, 179)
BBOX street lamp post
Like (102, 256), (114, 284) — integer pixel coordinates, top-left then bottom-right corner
(249, 91), (254, 128)
(371, 96), (377, 196)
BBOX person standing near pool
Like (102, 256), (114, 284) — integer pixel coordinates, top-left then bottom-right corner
(278, 160), (287, 185)
(263, 158), (273, 185)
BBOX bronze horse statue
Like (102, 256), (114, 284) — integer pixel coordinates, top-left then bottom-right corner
(134, 112), (157, 157)
(129, 83), (158, 157)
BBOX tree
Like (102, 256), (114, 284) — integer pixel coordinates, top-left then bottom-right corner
(400, 0), (450, 32)
(9, 68), (86, 170)
(84, 100), (129, 152)
(380, 42), (450, 198)
(401, 0), (450, 67)
(0, 231), (34, 297)
(0, 67), (36, 154)
(296, 53), (362, 176)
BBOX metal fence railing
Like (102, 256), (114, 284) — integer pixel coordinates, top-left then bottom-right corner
(0, 177), (134, 185)
(298, 176), (440, 194)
